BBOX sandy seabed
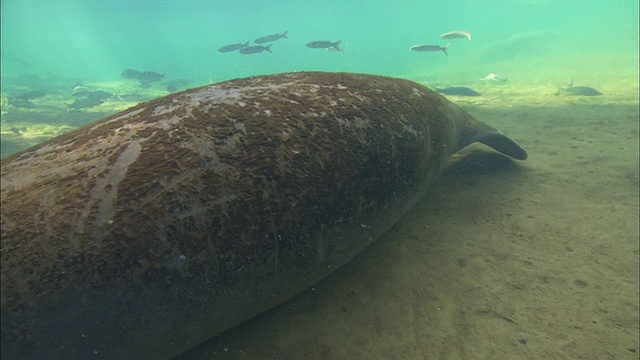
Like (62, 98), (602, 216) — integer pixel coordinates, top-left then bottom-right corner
(175, 90), (639, 359)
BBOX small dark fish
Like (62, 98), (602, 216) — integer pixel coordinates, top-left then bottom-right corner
(555, 86), (602, 96)
(137, 71), (165, 87)
(14, 90), (46, 100)
(121, 69), (142, 79)
(1, 53), (30, 66)
(239, 45), (272, 54)
(9, 99), (36, 108)
(306, 40), (342, 51)
(435, 87), (481, 96)
(254, 31), (288, 44)
(218, 41), (249, 53)
(65, 97), (104, 111)
(166, 79), (191, 92)
(410, 43), (451, 55)
(171, 79), (191, 87)
(10, 127), (26, 135)
(440, 30), (472, 40)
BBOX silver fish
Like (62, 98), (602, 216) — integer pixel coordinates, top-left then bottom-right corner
(239, 44), (272, 54)
(306, 40), (342, 51)
(72, 86), (92, 98)
(64, 97), (104, 111)
(410, 43), (450, 55)
(86, 90), (117, 101)
(476, 73), (508, 82)
(254, 31), (288, 44)
(218, 41), (249, 53)
(440, 30), (472, 40)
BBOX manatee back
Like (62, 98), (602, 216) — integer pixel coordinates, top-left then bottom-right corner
(1, 72), (525, 359)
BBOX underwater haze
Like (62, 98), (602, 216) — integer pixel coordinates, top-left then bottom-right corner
(1, 0), (638, 83)
(1, 1), (639, 359)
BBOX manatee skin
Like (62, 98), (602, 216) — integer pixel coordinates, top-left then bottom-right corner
(0, 72), (526, 359)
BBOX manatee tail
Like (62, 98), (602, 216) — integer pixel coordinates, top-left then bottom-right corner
(474, 129), (528, 160)
(456, 112), (528, 160)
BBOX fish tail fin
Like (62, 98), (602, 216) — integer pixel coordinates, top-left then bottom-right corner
(64, 103), (71, 112)
(282, 30), (288, 38)
(243, 41), (249, 47)
(266, 44), (273, 53)
(333, 40), (342, 51)
(442, 43), (450, 55)
(566, 76), (574, 87)
(467, 30), (472, 40)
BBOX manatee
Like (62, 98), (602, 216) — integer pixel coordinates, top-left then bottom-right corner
(0, 72), (527, 359)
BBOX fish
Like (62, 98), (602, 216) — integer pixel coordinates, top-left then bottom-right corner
(10, 127), (26, 135)
(555, 86), (602, 96)
(86, 90), (117, 101)
(137, 71), (165, 87)
(121, 69), (142, 79)
(440, 30), (472, 40)
(239, 44), (273, 54)
(0, 71), (527, 360)
(410, 43), (451, 55)
(72, 86), (92, 98)
(218, 41), (250, 53)
(435, 86), (481, 96)
(1, 53), (31, 66)
(554, 77), (602, 96)
(64, 97), (105, 110)
(72, 87), (118, 101)
(254, 31), (288, 44)
(476, 73), (508, 82)
(306, 40), (342, 51)
(14, 90), (46, 100)
(166, 79), (191, 92)
(8, 99), (36, 109)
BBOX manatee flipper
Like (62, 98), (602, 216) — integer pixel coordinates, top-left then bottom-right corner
(455, 110), (528, 160)
(467, 125), (528, 160)
(476, 131), (528, 160)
